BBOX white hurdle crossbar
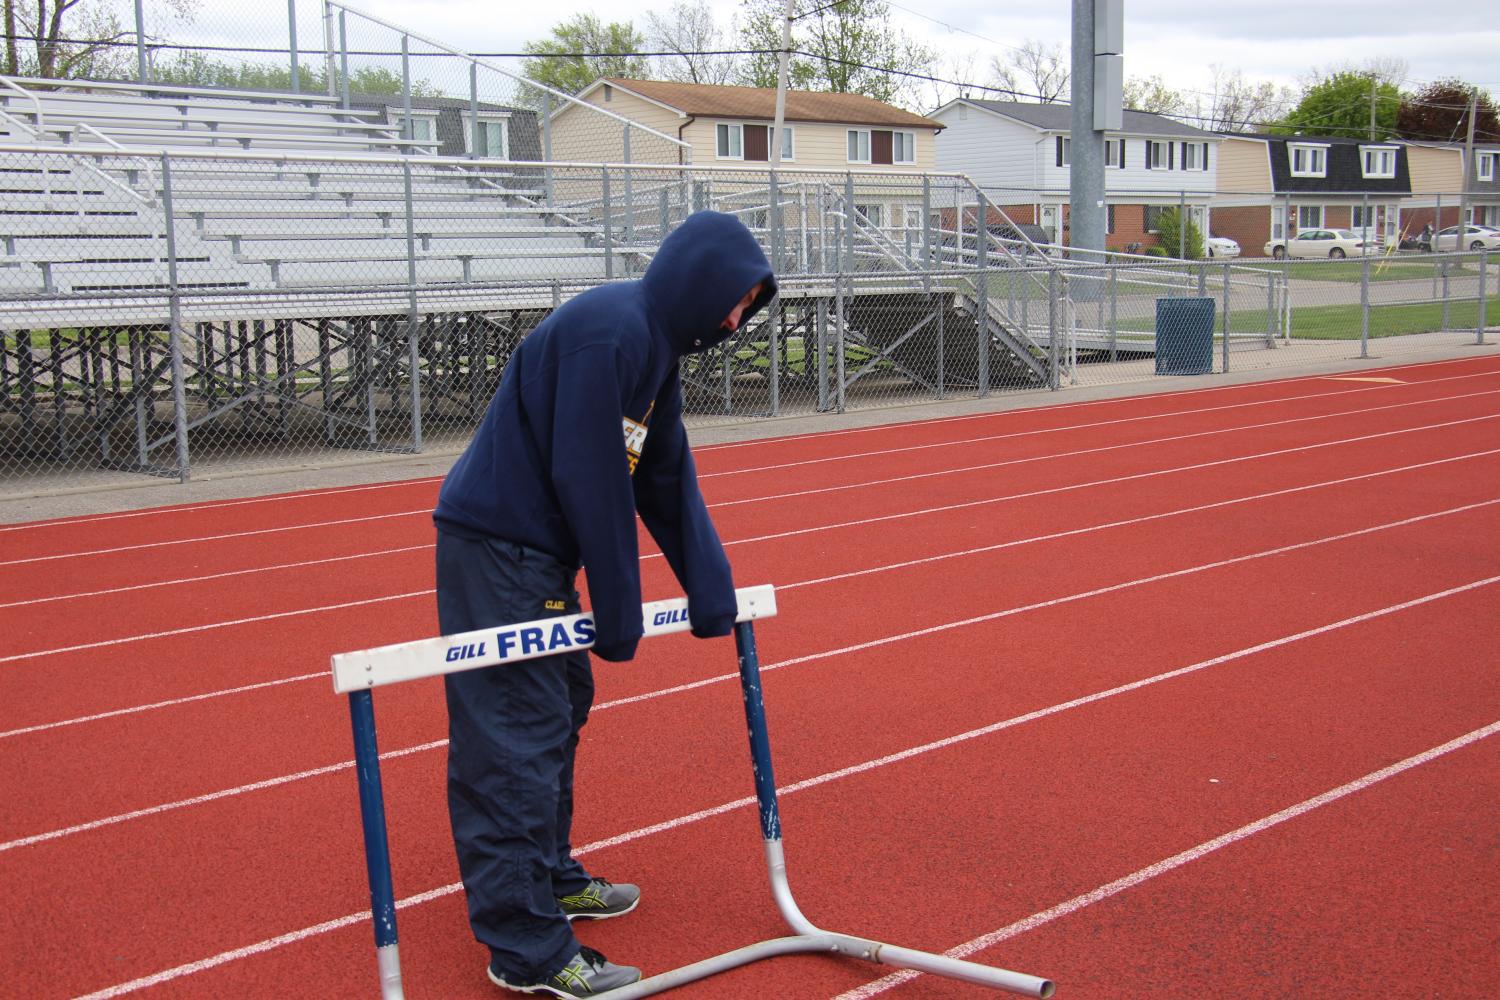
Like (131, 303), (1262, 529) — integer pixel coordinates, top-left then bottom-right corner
(330, 584), (1053, 999)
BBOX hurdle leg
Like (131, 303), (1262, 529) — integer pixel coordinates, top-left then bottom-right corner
(348, 689), (407, 1000)
(607, 622), (1053, 999)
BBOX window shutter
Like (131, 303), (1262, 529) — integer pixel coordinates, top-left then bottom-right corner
(743, 124), (769, 162)
(1168, 142), (1175, 169)
(1202, 142), (1209, 171)
(872, 129), (894, 165)
(1145, 140), (1152, 169)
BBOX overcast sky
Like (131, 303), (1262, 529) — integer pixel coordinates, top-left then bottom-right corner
(177, 0), (1500, 110)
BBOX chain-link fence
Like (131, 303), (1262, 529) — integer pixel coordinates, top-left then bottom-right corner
(2, 142), (1496, 496)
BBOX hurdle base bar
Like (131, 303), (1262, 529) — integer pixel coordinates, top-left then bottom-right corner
(602, 620), (1052, 998)
(602, 837), (1053, 998)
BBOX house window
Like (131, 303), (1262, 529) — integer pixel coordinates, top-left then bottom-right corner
(1057, 135), (1071, 166)
(603, 85), (613, 103)
(462, 114), (510, 158)
(902, 204), (924, 229)
(1289, 143), (1328, 178)
(848, 129), (871, 163)
(1297, 204), (1325, 230)
(1361, 146), (1397, 179)
(1181, 143), (1200, 170)
(892, 131), (916, 164)
(392, 112), (438, 146)
(1144, 206), (1168, 233)
(1146, 140), (1168, 169)
(1478, 153), (1497, 181)
(853, 203), (884, 226)
(1105, 138), (1124, 168)
(716, 123), (743, 159)
(778, 126), (794, 161)
(1106, 204), (1116, 234)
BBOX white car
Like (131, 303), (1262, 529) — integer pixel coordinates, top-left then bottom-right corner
(1432, 225), (1500, 252)
(1205, 236), (1240, 258)
(1263, 228), (1374, 259)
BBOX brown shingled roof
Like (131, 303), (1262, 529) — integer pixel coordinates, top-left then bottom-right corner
(600, 78), (942, 130)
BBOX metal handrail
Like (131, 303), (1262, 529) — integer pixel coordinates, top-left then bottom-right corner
(0, 76), (45, 132)
(323, 0), (689, 154)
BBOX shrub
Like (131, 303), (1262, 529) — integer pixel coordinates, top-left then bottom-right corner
(1155, 209), (1205, 260)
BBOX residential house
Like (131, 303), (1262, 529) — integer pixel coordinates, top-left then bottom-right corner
(1213, 134), (1413, 256)
(349, 95), (540, 160)
(930, 99), (1220, 251)
(550, 78), (944, 230)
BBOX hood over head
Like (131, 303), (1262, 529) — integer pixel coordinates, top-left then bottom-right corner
(641, 211), (777, 354)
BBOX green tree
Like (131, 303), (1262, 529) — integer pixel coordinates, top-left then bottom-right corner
(736, 0), (934, 109)
(521, 14), (649, 97)
(153, 55), (437, 97)
(1397, 79), (1500, 142)
(1272, 71), (1401, 139)
(12, 0), (197, 79)
(1155, 208), (1204, 261)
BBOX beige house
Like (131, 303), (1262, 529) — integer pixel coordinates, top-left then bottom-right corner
(548, 78), (944, 234)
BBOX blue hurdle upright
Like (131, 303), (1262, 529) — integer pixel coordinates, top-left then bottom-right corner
(330, 584), (1054, 999)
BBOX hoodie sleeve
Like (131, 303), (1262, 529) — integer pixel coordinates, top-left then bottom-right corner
(548, 343), (645, 662)
(633, 374), (737, 639)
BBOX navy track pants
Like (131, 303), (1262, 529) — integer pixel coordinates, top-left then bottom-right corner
(435, 526), (594, 982)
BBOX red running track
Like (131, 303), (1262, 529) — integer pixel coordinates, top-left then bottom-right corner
(1, 356), (1497, 999)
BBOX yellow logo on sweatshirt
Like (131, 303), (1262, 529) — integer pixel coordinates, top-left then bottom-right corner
(622, 402), (654, 474)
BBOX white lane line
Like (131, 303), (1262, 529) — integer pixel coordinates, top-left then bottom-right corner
(697, 366), (1500, 480)
(10, 355), (1495, 538)
(0, 477), (443, 534)
(698, 355), (1500, 455)
(7, 384), (1497, 575)
(0, 591), (433, 666)
(69, 577), (1500, 999)
(6, 435), (1498, 707)
(0, 545), (432, 610)
(708, 387), (1500, 509)
(0, 509), (432, 568)
(832, 719), (1500, 1000)
(9, 505), (1498, 849)
(716, 413), (1500, 551)
(0, 672), (326, 741)
(0, 740), (446, 855)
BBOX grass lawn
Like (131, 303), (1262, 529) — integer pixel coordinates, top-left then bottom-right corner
(1115, 295), (1500, 340)
(1237, 259), (1482, 283)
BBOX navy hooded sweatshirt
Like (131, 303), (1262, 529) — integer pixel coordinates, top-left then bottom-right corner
(433, 211), (777, 661)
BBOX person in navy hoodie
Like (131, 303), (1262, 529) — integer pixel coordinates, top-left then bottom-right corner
(432, 210), (775, 998)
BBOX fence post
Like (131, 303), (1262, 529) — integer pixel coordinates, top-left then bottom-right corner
(400, 35), (412, 148)
(1359, 246), (1371, 358)
(1177, 189), (1186, 260)
(338, 10), (350, 109)
(1479, 251), (1489, 346)
(921, 175), (931, 294)
(835, 275), (847, 413)
(623, 127), (634, 247)
(816, 294), (829, 411)
(1221, 260), (1232, 372)
(134, 0), (148, 83)
(288, 0), (300, 93)
(602, 167), (614, 280)
(1265, 269), (1276, 348)
(403, 160), (423, 452)
(976, 192), (991, 397)
(1109, 264), (1118, 362)
(160, 153), (191, 481)
(542, 93), (554, 208)
(469, 63), (480, 159)
(769, 171), (782, 417)
(1047, 268), (1059, 391)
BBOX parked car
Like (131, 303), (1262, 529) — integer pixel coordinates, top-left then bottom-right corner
(1205, 236), (1240, 258)
(1432, 225), (1500, 251)
(1263, 228), (1373, 259)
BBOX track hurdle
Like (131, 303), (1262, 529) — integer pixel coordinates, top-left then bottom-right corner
(331, 584), (1054, 999)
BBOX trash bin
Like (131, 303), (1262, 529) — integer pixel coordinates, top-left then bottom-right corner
(1154, 297), (1215, 375)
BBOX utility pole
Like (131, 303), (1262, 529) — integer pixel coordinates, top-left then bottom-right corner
(769, 0), (795, 169)
(1069, 0), (1122, 256)
(1461, 88), (1478, 236)
(1368, 78), (1377, 141)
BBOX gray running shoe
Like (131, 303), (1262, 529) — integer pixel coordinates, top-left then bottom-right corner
(489, 947), (642, 997)
(556, 878), (640, 921)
